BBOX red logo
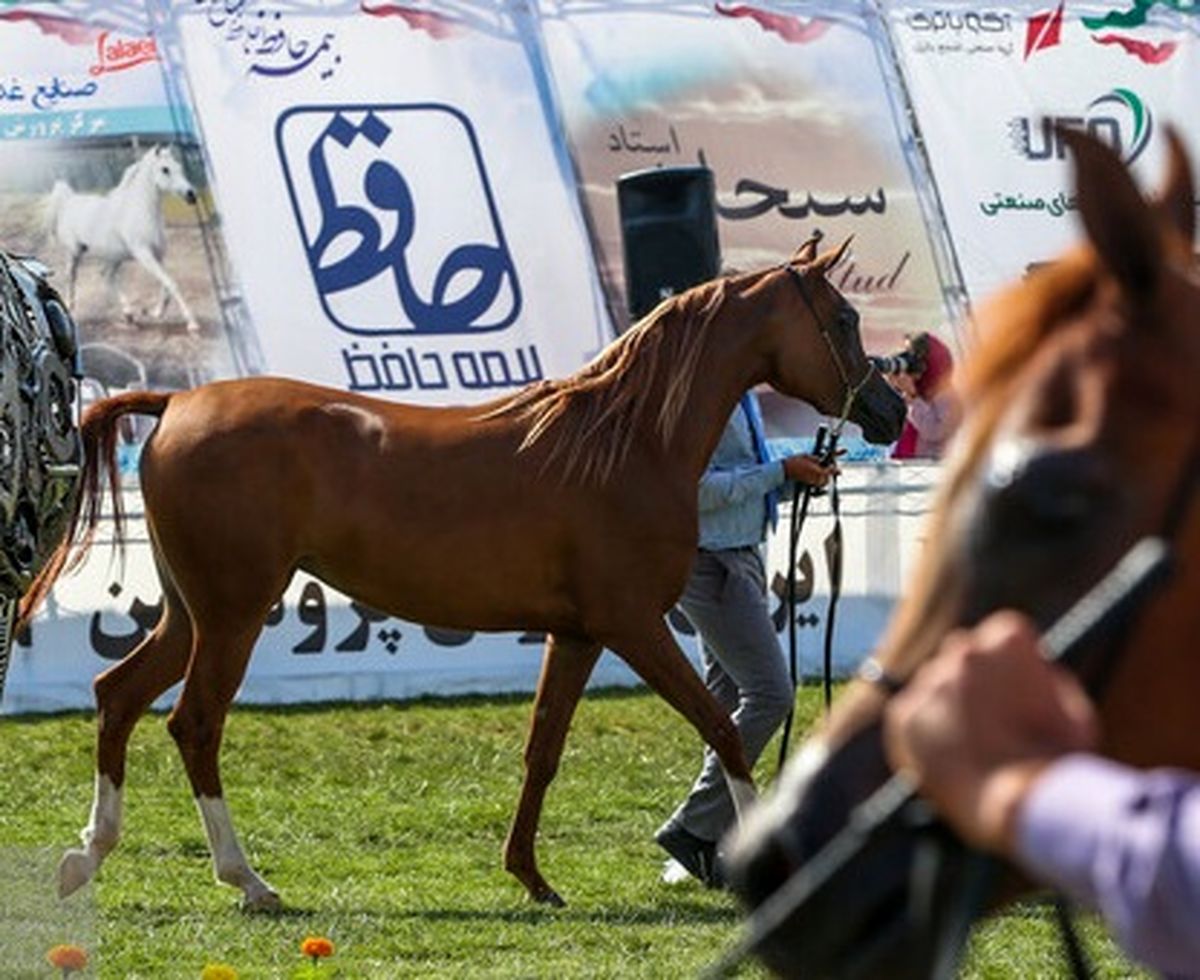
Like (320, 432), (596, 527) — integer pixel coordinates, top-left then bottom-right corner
(89, 31), (159, 76)
(1024, 1), (1065, 59)
(714, 3), (830, 44)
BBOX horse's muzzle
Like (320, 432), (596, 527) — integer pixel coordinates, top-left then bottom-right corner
(852, 376), (906, 445)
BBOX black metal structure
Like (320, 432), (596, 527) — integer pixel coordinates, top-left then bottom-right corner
(0, 253), (83, 699)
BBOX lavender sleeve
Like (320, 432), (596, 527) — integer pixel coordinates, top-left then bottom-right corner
(1015, 754), (1200, 978)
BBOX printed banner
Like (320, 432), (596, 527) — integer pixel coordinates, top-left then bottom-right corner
(175, 5), (608, 402)
(536, 0), (953, 439)
(889, 0), (1200, 306)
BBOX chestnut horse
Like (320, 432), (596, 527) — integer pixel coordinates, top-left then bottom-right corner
(22, 241), (904, 910)
(728, 128), (1200, 974)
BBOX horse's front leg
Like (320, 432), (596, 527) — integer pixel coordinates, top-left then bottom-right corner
(129, 245), (199, 333)
(504, 633), (601, 907)
(611, 620), (756, 818)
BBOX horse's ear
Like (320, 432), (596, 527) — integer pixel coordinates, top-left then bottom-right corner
(791, 238), (819, 265)
(1060, 125), (1159, 293)
(811, 236), (853, 274)
(1155, 125), (1195, 248)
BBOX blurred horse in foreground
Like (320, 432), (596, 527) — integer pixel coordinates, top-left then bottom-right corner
(726, 128), (1199, 977)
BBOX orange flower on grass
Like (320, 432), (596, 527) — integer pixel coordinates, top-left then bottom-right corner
(46, 944), (89, 976)
(300, 935), (335, 963)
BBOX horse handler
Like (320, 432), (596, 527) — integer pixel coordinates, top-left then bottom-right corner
(656, 390), (836, 887)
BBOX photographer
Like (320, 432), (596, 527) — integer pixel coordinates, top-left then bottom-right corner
(877, 331), (960, 460)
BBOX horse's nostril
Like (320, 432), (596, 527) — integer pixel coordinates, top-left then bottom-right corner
(185, 190), (197, 205)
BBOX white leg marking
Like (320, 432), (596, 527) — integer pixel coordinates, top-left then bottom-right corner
(196, 796), (281, 911)
(58, 774), (122, 898)
(726, 775), (758, 824)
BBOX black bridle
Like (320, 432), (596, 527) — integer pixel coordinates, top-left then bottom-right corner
(785, 264), (877, 440)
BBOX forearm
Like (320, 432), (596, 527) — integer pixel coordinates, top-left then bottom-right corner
(697, 461), (785, 513)
(1015, 755), (1200, 977)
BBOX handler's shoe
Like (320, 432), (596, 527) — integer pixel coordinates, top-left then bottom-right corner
(655, 822), (724, 888)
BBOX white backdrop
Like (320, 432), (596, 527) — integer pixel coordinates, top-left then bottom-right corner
(5, 0), (1200, 712)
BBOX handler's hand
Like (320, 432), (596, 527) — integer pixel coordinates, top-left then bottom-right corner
(882, 611), (1099, 855)
(782, 453), (839, 487)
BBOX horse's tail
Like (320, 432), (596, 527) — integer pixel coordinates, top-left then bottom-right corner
(41, 179), (70, 241)
(17, 390), (173, 636)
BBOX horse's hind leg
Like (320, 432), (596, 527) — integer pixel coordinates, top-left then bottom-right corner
(504, 633), (601, 906)
(58, 592), (192, 898)
(611, 620), (757, 817)
(102, 261), (134, 323)
(166, 616), (279, 911)
(66, 249), (82, 308)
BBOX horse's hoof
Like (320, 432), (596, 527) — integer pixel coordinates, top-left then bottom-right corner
(241, 889), (283, 914)
(534, 888), (566, 908)
(57, 849), (95, 899)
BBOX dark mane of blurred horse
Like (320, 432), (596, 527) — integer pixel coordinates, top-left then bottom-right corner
(20, 242), (904, 911)
(730, 127), (1199, 975)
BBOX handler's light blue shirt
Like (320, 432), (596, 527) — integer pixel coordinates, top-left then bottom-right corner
(697, 394), (787, 551)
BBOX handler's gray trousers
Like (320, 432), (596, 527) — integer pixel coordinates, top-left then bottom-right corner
(664, 545), (795, 844)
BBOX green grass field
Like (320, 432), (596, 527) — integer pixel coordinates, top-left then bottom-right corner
(0, 686), (1145, 978)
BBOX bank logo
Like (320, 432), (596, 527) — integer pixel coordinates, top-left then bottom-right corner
(1008, 88), (1153, 164)
(276, 104), (521, 336)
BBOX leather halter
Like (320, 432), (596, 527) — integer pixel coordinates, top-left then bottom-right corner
(785, 263), (876, 437)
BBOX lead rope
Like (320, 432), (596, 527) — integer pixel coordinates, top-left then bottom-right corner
(776, 264), (870, 771)
(821, 453), (843, 715)
(777, 425), (835, 772)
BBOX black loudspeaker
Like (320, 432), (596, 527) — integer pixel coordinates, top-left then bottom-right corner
(616, 165), (720, 323)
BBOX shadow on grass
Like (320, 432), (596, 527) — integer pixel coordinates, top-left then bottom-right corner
(376, 898), (737, 927)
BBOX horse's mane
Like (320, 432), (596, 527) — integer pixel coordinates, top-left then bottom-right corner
(115, 152), (149, 191)
(482, 278), (728, 485)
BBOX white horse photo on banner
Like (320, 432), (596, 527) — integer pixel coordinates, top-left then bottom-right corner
(44, 144), (201, 333)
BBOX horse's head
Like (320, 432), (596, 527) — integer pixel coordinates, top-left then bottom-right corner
(724, 127), (1200, 977)
(759, 240), (905, 444)
(148, 145), (197, 205)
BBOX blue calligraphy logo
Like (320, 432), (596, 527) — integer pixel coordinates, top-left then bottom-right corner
(276, 103), (521, 335)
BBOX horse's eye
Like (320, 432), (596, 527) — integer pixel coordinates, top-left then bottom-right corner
(161, 167), (170, 175)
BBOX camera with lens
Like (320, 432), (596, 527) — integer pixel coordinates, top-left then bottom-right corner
(870, 332), (930, 378)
